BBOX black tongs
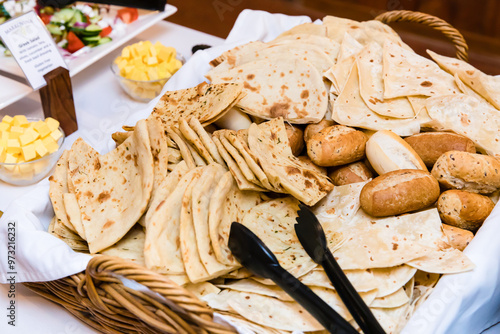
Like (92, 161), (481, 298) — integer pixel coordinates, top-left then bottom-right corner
(229, 222), (358, 334)
(295, 204), (386, 334)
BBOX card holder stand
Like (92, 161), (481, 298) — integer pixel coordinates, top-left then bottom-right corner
(39, 67), (78, 136)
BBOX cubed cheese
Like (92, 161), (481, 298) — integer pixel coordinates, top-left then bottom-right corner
(33, 139), (48, 157)
(6, 139), (21, 154)
(44, 117), (60, 132)
(21, 143), (36, 161)
(42, 136), (59, 154)
(13, 115), (28, 127)
(1, 115), (14, 125)
(0, 122), (10, 132)
(19, 128), (39, 146)
(49, 129), (63, 142)
(4, 153), (18, 170)
(33, 121), (51, 138)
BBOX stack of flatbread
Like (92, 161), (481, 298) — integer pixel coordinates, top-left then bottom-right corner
(202, 184), (473, 333)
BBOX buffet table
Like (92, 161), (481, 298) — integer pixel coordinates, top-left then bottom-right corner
(0, 20), (223, 334)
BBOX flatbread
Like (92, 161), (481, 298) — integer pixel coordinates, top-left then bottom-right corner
(188, 117), (225, 166)
(151, 82), (243, 128)
(299, 268), (379, 292)
(179, 118), (214, 164)
(328, 209), (458, 270)
(62, 193), (86, 240)
(271, 34), (340, 63)
(372, 265), (417, 298)
(209, 57), (328, 124)
(274, 22), (327, 39)
(425, 94), (500, 158)
(144, 161), (189, 269)
(212, 136), (265, 191)
(371, 287), (410, 308)
(406, 247), (475, 274)
(146, 116), (170, 208)
(209, 172), (266, 265)
(48, 151), (74, 233)
(247, 118), (333, 205)
(100, 224), (145, 266)
(180, 171), (210, 283)
(428, 50), (500, 109)
(357, 42), (414, 118)
(144, 167), (203, 274)
(68, 119), (154, 253)
(240, 197), (316, 273)
(191, 164), (235, 277)
(382, 40), (458, 98)
(332, 61), (421, 136)
(167, 127), (196, 169)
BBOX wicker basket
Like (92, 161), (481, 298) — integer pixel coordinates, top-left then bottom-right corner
(23, 10), (469, 334)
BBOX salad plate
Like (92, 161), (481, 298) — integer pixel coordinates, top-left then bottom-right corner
(0, 2), (177, 109)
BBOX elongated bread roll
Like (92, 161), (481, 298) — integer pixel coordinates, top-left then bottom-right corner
(329, 161), (373, 186)
(366, 130), (427, 175)
(307, 125), (367, 167)
(431, 151), (500, 194)
(442, 224), (474, 251)
(404, 132), (476, 167)
(285, 124), (304, 156)
(304, 119), (336, 143)
(437, 190), (495, 232)
(360, 169), (440, 217)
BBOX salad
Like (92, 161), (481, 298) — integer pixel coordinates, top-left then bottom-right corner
(0, 1), (139, 55)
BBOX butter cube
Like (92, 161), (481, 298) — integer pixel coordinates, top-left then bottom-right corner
(33, 139), (48, 157)
(49, 129), (63, 142)
(17, 163), (34, 179)
(1, 131), (8, 142)
(19, 128), (39, 146)
(21, 143), (36, 161)
(0, 122), (9, 132)
(33, 121), (51, 138)
(13, 115), (28, 127)
(45, 117), (60, 132)
(6, 139), (21, 154)
(42, 136), (59, 154)
(3, 153), (17, 171)
(1, 115), (14, 125)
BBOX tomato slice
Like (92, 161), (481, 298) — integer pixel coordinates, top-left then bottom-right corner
(39, 13), (51, 25)
(100, 26), (113, 37)
(117, 8), (139, 24)
(66, 31), (85, 53)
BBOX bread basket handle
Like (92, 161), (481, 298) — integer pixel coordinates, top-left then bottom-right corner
(375, 10), (469, 61)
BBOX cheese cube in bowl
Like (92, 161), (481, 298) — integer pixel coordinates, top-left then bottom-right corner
(0, 116), (65, 186)
(111, 41), (185, 102)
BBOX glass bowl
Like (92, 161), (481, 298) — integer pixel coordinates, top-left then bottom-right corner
(0, 121), (65, 186)
(111, 53), (185, 102)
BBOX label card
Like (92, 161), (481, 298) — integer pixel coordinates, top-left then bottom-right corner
(0, 11), (68, 90)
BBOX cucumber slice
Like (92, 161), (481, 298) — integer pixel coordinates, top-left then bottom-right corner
(82, 35), (101, 43)
(46, 24), (63, 36)
(52, 8), (76, 23)
(98, 37), (112, 45)
(85, 24), (102, 32)
(69, 10), (85, 25)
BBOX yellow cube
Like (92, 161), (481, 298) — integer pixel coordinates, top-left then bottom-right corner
(33, 139), (48, 157)
(21, 143), (36, 161)
(6, 139), (21, 154)
(49, 129), (63, 142)
(42, 136), (59, 154)
(19, 128), (38, 146)
(3, 153), (17, 171)
(0, 122), (9, 132)
(17, 163), (34, 179)
(1, 115), (14, 125)
(45, 117), (60, 132)
(122, 46), (131, 59)
(33, 158), (49, 174)
(33, 121), (51, 138)
(13, 115), (29, 127)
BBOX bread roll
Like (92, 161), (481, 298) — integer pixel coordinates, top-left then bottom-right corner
(297, 156), (327, 176)
(304, 119), (335, 143)
(437, 190), (495, 232)
(307, 125), (367, 167)
(442, 224), (474, 251)
(431, 151), (500, 194)
(285, 123), (304, 156)
(329, 161), (373, 186)
(360, 169), (440, 217)
(214, 107), (252, 131)
(366, 130), (427, 175)
(404, 132), (476, 167)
